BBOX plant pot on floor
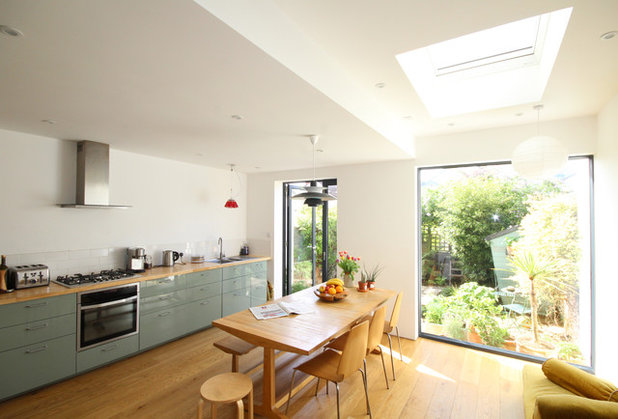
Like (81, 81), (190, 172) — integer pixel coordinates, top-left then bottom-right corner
(468, 326), (483, 344)
(516, 336), (556, 358)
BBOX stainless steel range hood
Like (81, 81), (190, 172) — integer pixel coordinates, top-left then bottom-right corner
(59, 140), (131, 209)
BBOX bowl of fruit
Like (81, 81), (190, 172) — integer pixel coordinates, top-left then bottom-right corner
(314, 278), (348, 302)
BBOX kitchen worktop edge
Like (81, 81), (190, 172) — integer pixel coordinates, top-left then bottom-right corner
(0, 257), (271, 306)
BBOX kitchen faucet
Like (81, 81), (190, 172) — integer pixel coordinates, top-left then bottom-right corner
(218, 237), (223, 260)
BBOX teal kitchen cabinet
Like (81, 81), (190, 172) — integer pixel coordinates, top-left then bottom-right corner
(184, 269), (221, 333)
(0, 294), (76, 400)
(76, 334), (139, 373)
(249, 262), (267, 306)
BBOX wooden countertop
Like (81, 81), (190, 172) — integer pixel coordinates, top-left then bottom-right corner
(0, 256), (270, 306)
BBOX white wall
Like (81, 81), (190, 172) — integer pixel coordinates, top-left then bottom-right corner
(594, 94), (618, 381)
(0, 129), (247, 273)
(246, 115), (597, 342)
(247, 160), (417, 338)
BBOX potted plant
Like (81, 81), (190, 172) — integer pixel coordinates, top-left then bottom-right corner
(357, 275), (368, 292)
(423, 296), (447, 335)
(337, 251), (360, 287)
(361, 264), (383, 290)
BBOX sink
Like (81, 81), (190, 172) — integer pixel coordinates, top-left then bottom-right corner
(206, 258), (236, 264)
(229, 256), (261, 261)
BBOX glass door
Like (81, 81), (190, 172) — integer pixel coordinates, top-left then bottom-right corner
(283, 179), (337, 295)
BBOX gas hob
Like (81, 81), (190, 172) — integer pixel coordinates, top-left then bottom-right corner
(53, 269), (139, 288)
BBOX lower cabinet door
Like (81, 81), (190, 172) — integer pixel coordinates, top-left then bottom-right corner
(0, 334), (76, 401)
(184, 296), (221, 333)
(76, 334), (139, 373)
(222, 289), (251, 317)
(139, 305), (187, 350)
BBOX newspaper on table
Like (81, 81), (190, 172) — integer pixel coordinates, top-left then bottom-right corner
(249, 301), (314, 320)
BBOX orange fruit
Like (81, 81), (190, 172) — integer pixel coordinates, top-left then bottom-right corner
(327, 287), (337, 295)
(335, 285), (344, 293)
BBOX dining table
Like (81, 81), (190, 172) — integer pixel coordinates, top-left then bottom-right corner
(213, 284), (398, 418)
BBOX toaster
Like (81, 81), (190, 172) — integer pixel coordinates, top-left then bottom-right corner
(8, 264), (50, 289)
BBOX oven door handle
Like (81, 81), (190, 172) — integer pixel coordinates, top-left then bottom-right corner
(81, 295), (138, 310)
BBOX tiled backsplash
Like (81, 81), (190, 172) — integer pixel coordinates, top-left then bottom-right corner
(6, 238), (246, 278)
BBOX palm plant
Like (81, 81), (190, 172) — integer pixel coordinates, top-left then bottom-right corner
(507, 250), (559, 343)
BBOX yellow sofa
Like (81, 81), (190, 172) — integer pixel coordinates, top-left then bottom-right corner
(523, 362), (618, 419)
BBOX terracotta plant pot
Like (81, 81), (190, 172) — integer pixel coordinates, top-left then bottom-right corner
(516, 336), (556, 358)
(502, 338), (517, 352)
(368, 281), (375, 290)
(358, 281), (368, 292)
(467, 326), (483, 344)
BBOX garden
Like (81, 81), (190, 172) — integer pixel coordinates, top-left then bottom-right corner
(420, 162), (590, 365)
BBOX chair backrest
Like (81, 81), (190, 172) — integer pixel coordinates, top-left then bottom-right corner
(389, 292), (403, 330)
(366, 305), (387, 352)
(337, 320), (369, 378)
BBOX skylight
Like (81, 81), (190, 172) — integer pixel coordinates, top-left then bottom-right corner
(396, 7), (572, 117)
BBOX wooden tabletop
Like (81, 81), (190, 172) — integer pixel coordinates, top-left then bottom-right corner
(213, 286), (397, 355)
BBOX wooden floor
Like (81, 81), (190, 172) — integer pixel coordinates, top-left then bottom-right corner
(0, 327), (530, 418)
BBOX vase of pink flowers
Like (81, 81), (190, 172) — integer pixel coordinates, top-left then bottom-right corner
(337, 251), (360, 288)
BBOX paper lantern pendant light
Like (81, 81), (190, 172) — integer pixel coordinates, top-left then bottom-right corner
(512, 105), (567, 179)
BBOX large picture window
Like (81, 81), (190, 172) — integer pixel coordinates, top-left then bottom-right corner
(418, 157), (593, 367)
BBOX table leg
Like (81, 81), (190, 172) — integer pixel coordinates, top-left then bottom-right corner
(253, 347), (287, 418)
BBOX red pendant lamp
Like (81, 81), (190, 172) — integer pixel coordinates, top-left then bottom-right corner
(224, 164), (239, 208)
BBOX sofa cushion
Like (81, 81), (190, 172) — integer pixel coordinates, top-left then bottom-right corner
(542, 358), (617, 401)
(533, 394), (618, 419)
(523, 364), (574, 419)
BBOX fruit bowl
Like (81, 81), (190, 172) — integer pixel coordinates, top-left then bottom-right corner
(314, 288), (348, 302)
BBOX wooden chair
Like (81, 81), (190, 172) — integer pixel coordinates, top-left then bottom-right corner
(383, 291), (403, 380)
(213, 335), (257, 373)
(198, 372), (253, 419)
(285, 321), (372, 419)
(326, 304), (390, 389)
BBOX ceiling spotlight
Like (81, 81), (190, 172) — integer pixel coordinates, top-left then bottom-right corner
(41, 119), (56, 124)
(600, 31), (617, 40)
(231, 114), (243, 120)
(375, 82), (386, 89)
(0, 25), (23, 37)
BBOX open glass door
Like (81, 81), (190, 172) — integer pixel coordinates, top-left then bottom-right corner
(283, 179), (337, 295)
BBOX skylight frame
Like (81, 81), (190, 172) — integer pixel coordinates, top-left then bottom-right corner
(396, 7), (572, 117)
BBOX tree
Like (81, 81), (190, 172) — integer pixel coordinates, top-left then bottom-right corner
(513, 193), (580, 336)
(507, 250), (558, 343)
(423, 175), (558, 284)
(295, 205), (338, 282)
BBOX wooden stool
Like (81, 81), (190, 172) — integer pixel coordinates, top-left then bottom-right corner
(198, 372), (253, 419)
(213, 336), (257, 373)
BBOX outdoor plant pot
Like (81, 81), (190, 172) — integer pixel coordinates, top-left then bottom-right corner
(423, 322), (444, 336)
(502, 338), (517, 351)
(467, 326), (483, 344)
(516, 335), (556, 358)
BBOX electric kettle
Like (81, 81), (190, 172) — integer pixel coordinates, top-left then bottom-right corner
(162, 250), (180, 267)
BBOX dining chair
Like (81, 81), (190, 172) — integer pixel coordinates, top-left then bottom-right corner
(285, 321), (371, 419)
(383, 291), (403, 380)
(326, 304), (390, 389)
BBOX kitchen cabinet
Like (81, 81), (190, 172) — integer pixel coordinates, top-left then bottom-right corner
(250, 261), (268, 306)
(0, 294), (76, 401)
(184, 269), (222, 333)
(140, 303), (189, 350)
(76, 334), (139, 373)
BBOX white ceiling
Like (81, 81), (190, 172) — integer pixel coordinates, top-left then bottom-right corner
(1, 0), (617, 173)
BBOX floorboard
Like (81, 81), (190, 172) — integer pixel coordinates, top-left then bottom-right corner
(0, 327), (532, 418)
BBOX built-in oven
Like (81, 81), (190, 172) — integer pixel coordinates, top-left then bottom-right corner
(77, 283), (139, 351)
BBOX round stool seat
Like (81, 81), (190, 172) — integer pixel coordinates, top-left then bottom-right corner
(198, 372), (254, 418)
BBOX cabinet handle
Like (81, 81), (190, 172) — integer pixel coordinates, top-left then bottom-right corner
(159, 295), (171, 300)
(101, 344), (117, 352)
(25, 322), (48, 331)
(158, 278), (173, 284)
(158, 311), (172, 317)
(24, 301), (48, 309)
(200, 301), (210, 306)
(25, 344), (48, 354)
